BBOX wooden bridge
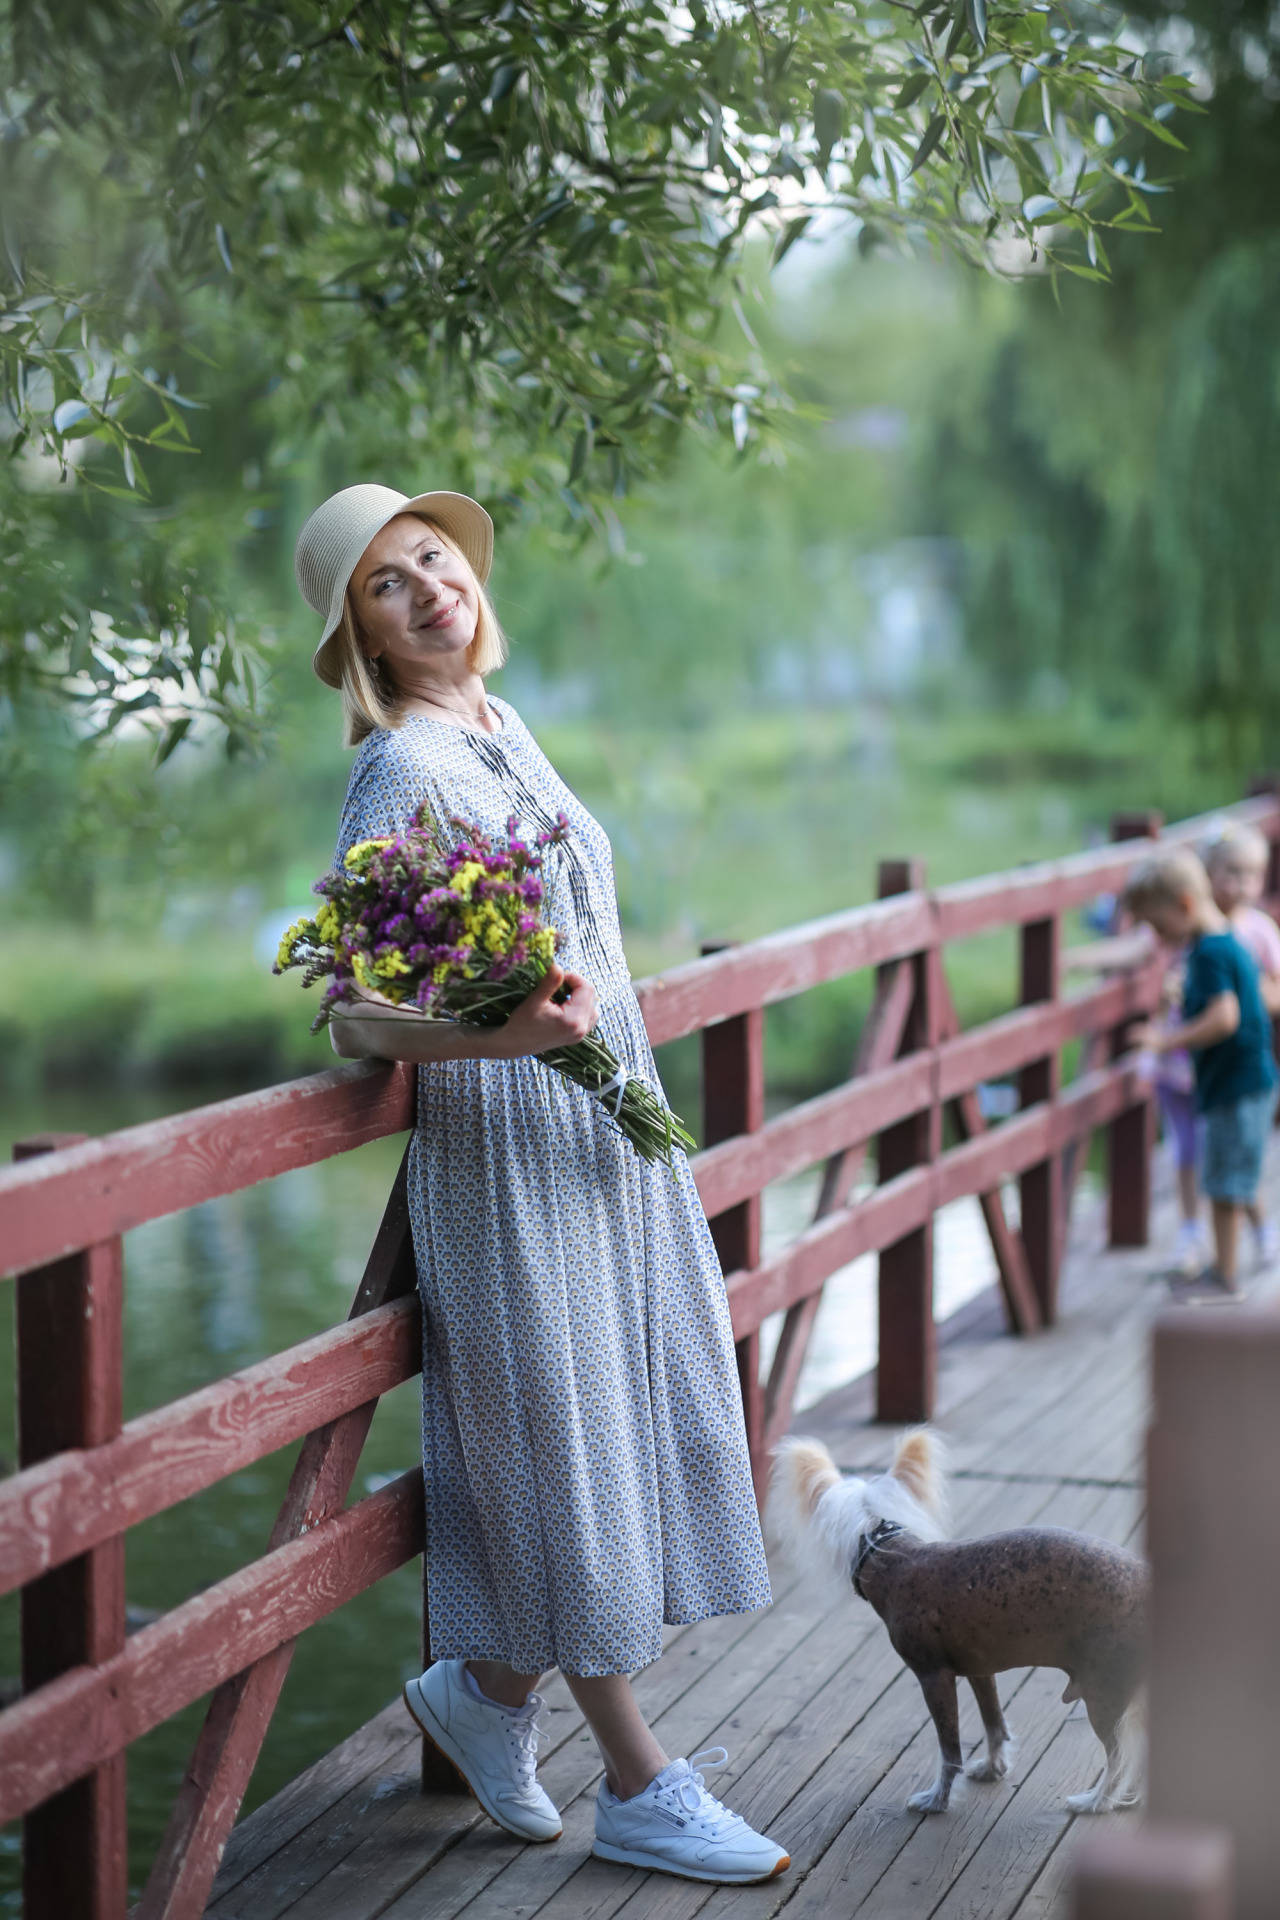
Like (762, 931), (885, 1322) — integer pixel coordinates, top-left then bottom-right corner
(2, 792), (1278, 1919)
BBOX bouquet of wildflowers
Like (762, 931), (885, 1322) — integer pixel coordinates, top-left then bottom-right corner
(274, 806), (694, 1166)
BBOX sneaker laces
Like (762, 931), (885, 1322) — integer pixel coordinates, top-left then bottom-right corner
(660, 1748), (744, 1833)
(506, 1692), (549, 1789)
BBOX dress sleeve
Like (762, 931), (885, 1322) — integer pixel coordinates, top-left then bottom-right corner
(333, 732), (441, 868)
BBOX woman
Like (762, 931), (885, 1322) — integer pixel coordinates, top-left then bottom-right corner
(293, 484), (787, 1885)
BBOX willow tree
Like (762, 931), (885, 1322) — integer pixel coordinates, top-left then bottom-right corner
(1, 0), (1190, 755)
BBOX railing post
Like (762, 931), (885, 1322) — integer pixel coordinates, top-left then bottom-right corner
(1146, 1313), (1280, 1919)
(875, 860), (937, 1424)
(1019, 915), (1062, 1322)
(701, 942), (766, 1497)
(1108, 809), (1162, 1246)
(1072, 1825), (1233, 1919)
(14, 1134), (127, 1920)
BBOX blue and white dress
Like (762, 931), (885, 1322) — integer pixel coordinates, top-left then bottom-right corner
(334, 697), (770, 1677)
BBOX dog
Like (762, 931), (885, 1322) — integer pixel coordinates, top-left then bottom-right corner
(769, 1430), (1147, 1814)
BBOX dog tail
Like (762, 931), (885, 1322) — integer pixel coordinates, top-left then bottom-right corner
(768, 1437), (867, 1595)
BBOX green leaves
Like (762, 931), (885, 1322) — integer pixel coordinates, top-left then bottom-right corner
(0, 0), (1195, 751)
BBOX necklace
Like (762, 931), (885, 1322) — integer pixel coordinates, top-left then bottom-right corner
(412, 689), (492, 729)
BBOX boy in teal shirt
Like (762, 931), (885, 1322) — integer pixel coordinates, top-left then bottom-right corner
(1128, 845), (1278, 1294)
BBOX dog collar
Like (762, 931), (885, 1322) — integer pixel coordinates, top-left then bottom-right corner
(851, 1518), (904, 1599)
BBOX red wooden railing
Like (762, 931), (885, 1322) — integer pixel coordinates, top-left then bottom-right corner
(2, 788), (1277, 1920)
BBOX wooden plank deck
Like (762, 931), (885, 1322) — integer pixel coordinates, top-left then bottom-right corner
(205, 1145), (1280, 1920)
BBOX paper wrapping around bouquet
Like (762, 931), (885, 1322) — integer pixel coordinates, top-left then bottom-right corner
(327, 997), (445, 1059)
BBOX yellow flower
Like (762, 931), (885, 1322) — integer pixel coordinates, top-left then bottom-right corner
(373, 948), (411, 980)
(343, 837), (393, 869)
(352, 953), (375, 989)
(275, 921), (302, 968)
(448, 860), (486, 900)
(315, 902), (341, 944)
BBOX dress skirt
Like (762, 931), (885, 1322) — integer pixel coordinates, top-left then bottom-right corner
(334, 699), (771, 1676)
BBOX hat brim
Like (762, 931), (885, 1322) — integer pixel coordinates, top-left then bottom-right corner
(311, 490), (495, 689)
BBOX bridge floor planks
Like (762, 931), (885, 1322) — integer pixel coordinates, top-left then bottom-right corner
(207, 1145), (1280, 1920)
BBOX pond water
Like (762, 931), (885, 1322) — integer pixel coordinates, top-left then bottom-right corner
(0, 1083), (1001, 1903)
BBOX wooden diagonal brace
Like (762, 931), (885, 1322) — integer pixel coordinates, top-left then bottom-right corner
(762, 956), (916, 1458)
(934, 969), (1042, 1335)
(136, 1146), (420, 1920)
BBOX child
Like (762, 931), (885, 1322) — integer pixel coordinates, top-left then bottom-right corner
(1202, 823), (1280, 1264)
(1127, 846), (1278, 1295)
(1063, 922), (1205, 1272)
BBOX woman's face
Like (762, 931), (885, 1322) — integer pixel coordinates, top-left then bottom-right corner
(351, 514), (479, 681)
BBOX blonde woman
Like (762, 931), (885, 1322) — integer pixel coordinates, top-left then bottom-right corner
(293, 485), (786, 1885)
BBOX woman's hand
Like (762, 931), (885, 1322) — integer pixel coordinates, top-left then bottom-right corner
(328, 964), (598, 1064)
(490, 964), (598, 1058)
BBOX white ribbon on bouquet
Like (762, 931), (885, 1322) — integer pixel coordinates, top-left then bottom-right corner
(590, 1065), (630, 1119)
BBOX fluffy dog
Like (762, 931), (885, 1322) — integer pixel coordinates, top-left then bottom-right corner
(770, 1430), (1147, 1814)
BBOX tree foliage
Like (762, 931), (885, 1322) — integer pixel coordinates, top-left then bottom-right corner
(2, 0), (1189, 751)
(920, 5), (1280, 771)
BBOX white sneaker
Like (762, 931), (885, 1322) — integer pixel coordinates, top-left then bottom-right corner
(1254, 1219), (1280, 1268)
(1172, 1221), (1208, 1275)
(592, 1748), (790, 1884)
(403, 1662), (561, 1842)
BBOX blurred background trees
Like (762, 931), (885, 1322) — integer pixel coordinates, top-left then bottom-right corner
(0, 0), (1182, 749)
(2, 0), (1278, 1103)
(924, 0), (1280, 768)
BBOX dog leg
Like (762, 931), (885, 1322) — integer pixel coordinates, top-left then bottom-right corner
(1066, 1688), (1142, 1813)
(907, 1669), (963, 1813)
(965, 1674), (1012, 1782)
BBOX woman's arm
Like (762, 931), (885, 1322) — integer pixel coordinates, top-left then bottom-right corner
(328, 964), (599, 1065)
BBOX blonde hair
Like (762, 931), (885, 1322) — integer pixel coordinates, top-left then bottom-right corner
(1201, 821), (1271, 875)
(334, 516), (508, 747)
(1124, 845), (1212, 918)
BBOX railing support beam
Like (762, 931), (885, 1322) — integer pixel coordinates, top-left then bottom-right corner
(1108, 810), (1162, 1248)
(702, 943), (766, 1501)
(1019, 916), (1062, 1322)
(876, 861), (937, 1423)
(15, 1134), (126, 1920)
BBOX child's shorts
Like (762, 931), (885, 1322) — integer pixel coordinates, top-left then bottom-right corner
(1201, 1086), (1278, 1203)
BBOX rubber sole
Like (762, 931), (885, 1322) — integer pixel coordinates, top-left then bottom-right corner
(401, 1680), (562, 1843)
(591, 1838), (791, 1884)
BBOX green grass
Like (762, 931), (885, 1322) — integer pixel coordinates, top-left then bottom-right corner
(0, 931), (330, 1094)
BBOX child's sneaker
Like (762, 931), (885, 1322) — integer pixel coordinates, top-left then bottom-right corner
(1169, 1266), (1244, 1305)
(1172, 1220), (1208, 1275)
(1253, 1218), (1280, 1268)
(593, 1750), (789, 1884)
(403, 1661), (561, 1841)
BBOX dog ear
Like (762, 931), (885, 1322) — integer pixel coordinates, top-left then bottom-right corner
(891, 1428), (945, 1517)
(769, 1437), (841, 1518)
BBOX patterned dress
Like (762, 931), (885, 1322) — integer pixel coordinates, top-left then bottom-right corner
(334, 698), (771, 1677)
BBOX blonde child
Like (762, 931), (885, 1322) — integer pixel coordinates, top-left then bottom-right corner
(1063, 922), (1205, 1272)
(1128, 847), (1278, 1295)
(1201, 825), (1280, 1263)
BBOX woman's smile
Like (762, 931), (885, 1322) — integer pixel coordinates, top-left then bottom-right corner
(418, 598), (461, 631)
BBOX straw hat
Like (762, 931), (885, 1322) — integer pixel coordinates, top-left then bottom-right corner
(294, 484), (494, 688)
